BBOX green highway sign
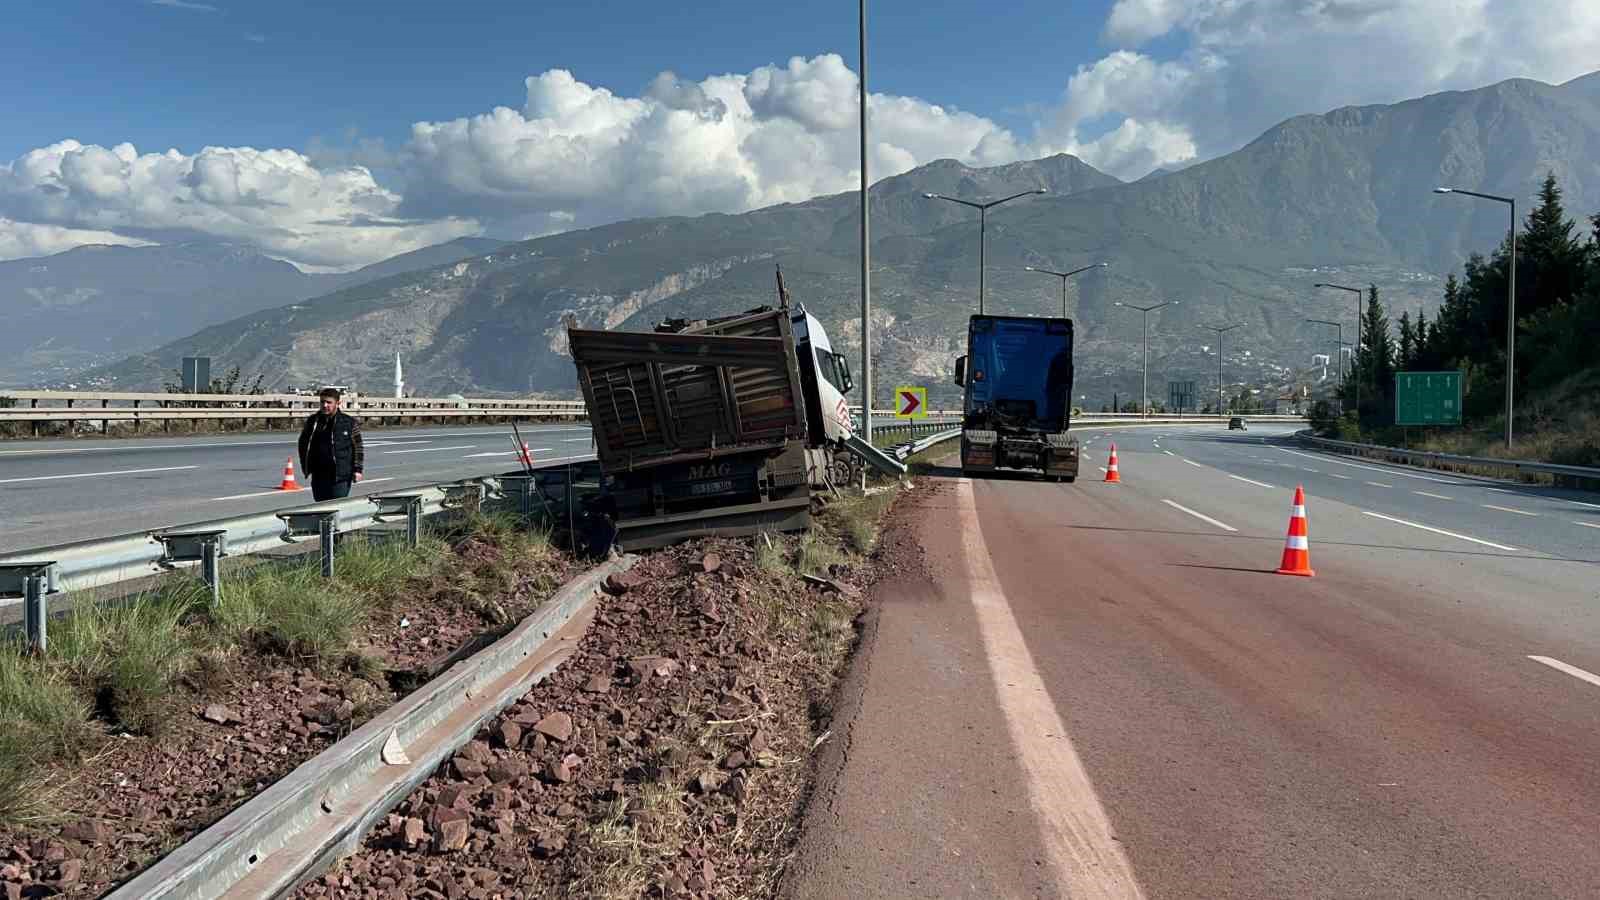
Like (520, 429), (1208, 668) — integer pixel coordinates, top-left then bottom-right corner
(1395, 371), (1462, 426)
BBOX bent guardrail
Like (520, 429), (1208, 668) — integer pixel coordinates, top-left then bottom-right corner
(1296, 432), (1600, 488)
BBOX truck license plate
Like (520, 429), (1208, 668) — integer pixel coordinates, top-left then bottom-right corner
(690, 480), (735, 496)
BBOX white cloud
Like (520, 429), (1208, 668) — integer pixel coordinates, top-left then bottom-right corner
(0, 140), (479, 269)
(0, 218), (153, 260)
(6, 12), (1599, 267)
(1062, 0), (1600, 177)
(398, 54), (1023, 229)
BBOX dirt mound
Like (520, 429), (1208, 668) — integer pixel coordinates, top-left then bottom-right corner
(298, 504), (907, 899)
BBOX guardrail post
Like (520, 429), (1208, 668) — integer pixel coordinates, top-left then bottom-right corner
(199, 538), (221, 604)
(24, 573), (48, 654)
(319, 515), (336, 578)
(406, 502), (420, 548)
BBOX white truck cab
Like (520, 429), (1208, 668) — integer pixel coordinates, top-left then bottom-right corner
(790, 305), (856, 446)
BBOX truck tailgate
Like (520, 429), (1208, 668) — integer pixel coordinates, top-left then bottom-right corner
(568, 324), (808, 471)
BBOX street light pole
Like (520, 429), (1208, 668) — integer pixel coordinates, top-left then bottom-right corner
(1307, 318), (1344, 414)
(1435, 186), (1517, 450)
(1115, 300), (1177, 415)
(1024, 262), (1109, 316)
(857, 0), (871, 464)
(1201, 323), (1241, 416)
(1314, 282), (1365, 414)
(924, 188), (1048, 314)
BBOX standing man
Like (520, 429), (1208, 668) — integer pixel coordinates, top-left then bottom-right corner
(298, 388), (365, 501)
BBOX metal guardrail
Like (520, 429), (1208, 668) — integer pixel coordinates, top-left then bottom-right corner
(0, 390), (587, 431)
(1296, 432), (1600, 485)
(893, 428), (962, 461)
(0, 467), (578, 649)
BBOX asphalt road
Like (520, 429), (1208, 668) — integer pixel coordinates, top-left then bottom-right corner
(786, 423), (1600, 899)
(0, 423), (598, 552)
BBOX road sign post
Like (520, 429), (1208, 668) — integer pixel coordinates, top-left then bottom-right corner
(895, 386), (926, 419)
(1395, 371), (1462, 426)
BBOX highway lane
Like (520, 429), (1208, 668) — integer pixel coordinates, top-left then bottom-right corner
(0, 423), (597, 552)
(787, 423), (1600, 898)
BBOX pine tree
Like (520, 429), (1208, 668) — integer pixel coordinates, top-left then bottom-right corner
(1519, 172), (1586, 320)
(1397, 311), (1415, 370)
(1357, 284), (1395, 427)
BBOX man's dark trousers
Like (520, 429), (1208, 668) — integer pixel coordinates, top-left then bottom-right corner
(311, 476), (351, 502)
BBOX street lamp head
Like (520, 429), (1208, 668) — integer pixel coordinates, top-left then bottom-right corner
(1434, 187), (1454, 194)
(1024, 266), (1037, 271)
(1034, 188), (1048, 195)
(1097, 262), (1109, 267)
(1114, 301), (1125, 308)
(921, 192), (937, 199)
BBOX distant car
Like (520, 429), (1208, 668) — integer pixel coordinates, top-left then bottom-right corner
(1228, 416), (1247, 431)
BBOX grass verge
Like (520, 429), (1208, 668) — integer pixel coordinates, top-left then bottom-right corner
(0, 511), (557, 825)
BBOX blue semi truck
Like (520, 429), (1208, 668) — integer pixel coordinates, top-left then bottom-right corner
(952, 314), (1081, 481)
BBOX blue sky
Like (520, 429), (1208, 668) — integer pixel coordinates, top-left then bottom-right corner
(1, 0), (1144, 161)
(2, 0), (1594, 268)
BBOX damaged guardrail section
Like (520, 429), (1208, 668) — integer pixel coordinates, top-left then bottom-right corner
(105, 554), (638, 900)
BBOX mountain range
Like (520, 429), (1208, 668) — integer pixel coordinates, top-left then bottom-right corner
(51, 70), (1600, 407)
(1, 237), (504, 387)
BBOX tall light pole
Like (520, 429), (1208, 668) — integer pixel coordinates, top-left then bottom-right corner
(1114, 300), (1178, 415)
(1306, 318), (1344, 414)
(1435, 186), (1517, 450)
(858, 0), (871, 459)
(1201, 323), (1240, 416)
(1314, 282), (1365, 414)
(1024, 262), (1108, 317)
(924, 188), (1048, 314)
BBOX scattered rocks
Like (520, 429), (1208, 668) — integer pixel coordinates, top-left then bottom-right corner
(401, 818), (426, 849)
(494, 720), (522, 750)
(59, 820), (109, 846)
(199, 704), (237, 726)
(433, 816), (470, 854)
(287, 522), (913, 900)
(532, 711), (573, 742)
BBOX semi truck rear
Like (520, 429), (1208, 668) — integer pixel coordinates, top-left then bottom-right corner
(952, 314), (1080, 481)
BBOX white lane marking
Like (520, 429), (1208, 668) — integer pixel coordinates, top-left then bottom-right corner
(955, 481), (1147, 897)
(1326, 473), (1352, 480)
(1485, 488), (1519, 495)
(1097, 466), (1108, 473)
(1574, 521), (1600, 530)
(1302, 467), (1321, 473)
(382, 444), (477, 455)
(1182, 459), (1203, 468)
(208, 477), (398, 502)
(1563, 498), (1600, 510)
(0, 465), (198, 484)
(1228, 474), (1275, 489)
(1366, 481), (1394, 488)
(1276, 447), (1463, 484)
(462, 447), (554, 458)
(363, 440), (433, 447)
(1413, 491), (1454, 500)
(1528, 656), (1600, 690)
(563, 437), (593, 443)
(1483, 503), (1539, 518)
(1161, 499), (1239, 532)
(0, 439), (288, 456)
(1360, 511), (1520, 552)
(1163, 450), (1176, 456)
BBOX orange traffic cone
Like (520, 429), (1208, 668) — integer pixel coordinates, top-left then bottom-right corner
(277, 457), (302, 491)
(1104, 443), (1122, 483)
(1274, 485), (1315, 577)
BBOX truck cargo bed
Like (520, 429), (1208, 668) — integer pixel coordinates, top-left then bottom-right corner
(568, 307), (809, 473)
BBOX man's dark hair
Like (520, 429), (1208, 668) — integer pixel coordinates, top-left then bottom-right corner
(319, 387), (341, 401)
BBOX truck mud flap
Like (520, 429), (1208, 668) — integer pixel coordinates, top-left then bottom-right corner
(614, 495), (811, 551)
(844, 433), (908, 477)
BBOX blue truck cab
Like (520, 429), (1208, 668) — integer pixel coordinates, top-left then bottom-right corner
(952, 314), (1080, 481)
